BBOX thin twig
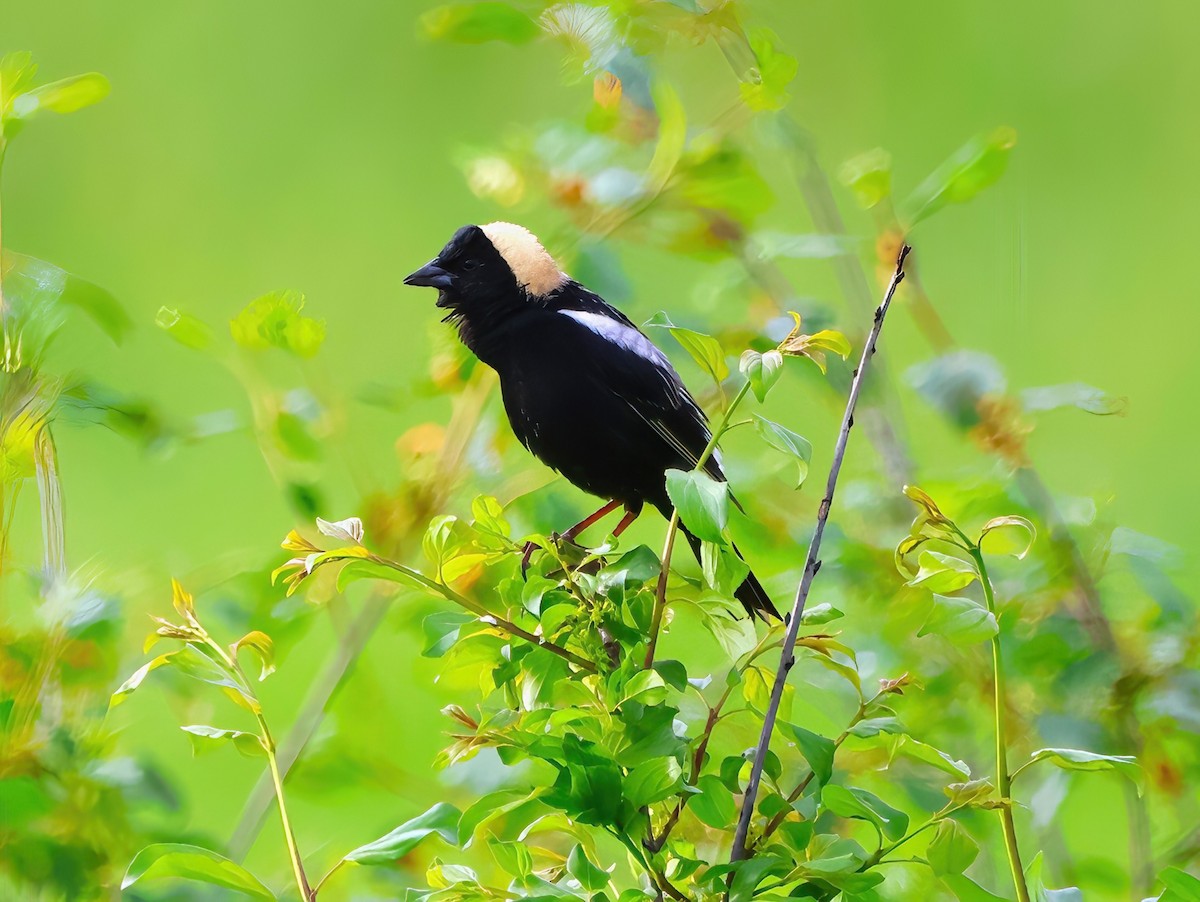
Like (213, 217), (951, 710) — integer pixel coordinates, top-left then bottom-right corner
(729, 244), (910, 865)
(645, 380), (752, 669)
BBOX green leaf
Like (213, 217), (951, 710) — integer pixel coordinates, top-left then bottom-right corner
(944, 778), (996, 807)
(423, 611), (475, 657)
(979, 515), (1037, 560)
(457, 789), (539, 847)
(1021, 748), (1142, 795)
(689, 774), (736, 828)
(907, 551), (979, 592)
(739, 349), (783, 402)
(489, 839), (533, 878)
(700, 540), (750, 597)
(800, 602), (843, 625)
(646, 80), (687, 193)
(820, 785), (908, 841)
(753, 416), (812, 488)
(171, 644), (260, 713)
(665, 468), (728, 543)
(180, 725), (266, 758)
(3, 250), (130, 347)
(110, 653), (176, 707)
(567, 844), (611, 891)
(230, 290), (325, 357)
(848, 716), (905, 738)
(919, 593), (998, 645)
(645, 313), (728, 386)
(927, 820), (979, 876)
(1157, 867), (1200, 902)
(943, 874), (1009, 901)
(345, 802), (461, 864)
(624, 757), (683, 807)
(620, 669), (668, 706)
(121, 844), (275, 899)
(233, 630), (276, 680)
(653, 660), (688, 693)
(156, 306), (214, 350)
(786, 724), (835, 787)
(905, 127), (1017, 226)
(421, 2), (539, 44)
(891, 736), (972, 780)
(1021, 382), (1126, 416)
(728, 855), (790, 902)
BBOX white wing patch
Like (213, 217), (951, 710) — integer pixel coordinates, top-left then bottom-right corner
(481, 222), (567, 297)
(560, 309), (671, 368)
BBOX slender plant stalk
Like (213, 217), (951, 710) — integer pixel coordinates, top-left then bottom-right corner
(645, 380), (752, 669)
(729, 244), (909, 865)
(972, 547), (1031, 902)
(200, 632), (314, 900)
(229, 369), (497, 858)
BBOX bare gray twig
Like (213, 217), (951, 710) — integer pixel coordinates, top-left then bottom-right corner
(729, 243), (911, 865)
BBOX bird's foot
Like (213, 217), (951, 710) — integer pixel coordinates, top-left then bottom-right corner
(519, 541), (539, 580)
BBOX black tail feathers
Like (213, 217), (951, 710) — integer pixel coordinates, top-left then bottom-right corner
(677, 524), (781, 621)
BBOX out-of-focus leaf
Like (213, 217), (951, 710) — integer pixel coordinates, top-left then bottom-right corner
(919, 593), (998, 645)
(1020, 748), (1142, 795)
(230, 290), (325, 358)
(1025, 851), (1083, 901)
(907, 351), (1005, 428)
(645, 313), (728, 385)
(121, 844), (274, 899)
(567, 844), (610, 891)
(156, 306), (213, 350)
(345, 802), (461, 864)
(180, 725), (266, 758)
(274, 411), (321, 461)
(905, 127), (1017, 226)
(1021, 382), (1127, 416)
(3, 251), (130, 347)
(689, 774), (736, 828)
(739, 349), (783, 402)
(647, 80), (686, 192)
(927, 819), (979, 875)
(421, 2), (539, 44)
(753, 415), (812, 488)
(739, 29), (797, 111)
(9, 72), (109, 118)
(751, 231), (859, 260)
(839, 148), (893, 209)
(665, 468), (729, 544)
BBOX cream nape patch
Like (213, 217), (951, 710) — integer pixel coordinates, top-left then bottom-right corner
(481, 222), (567, 297)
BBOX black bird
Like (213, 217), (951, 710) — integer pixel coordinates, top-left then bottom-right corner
(404, 222), (779, 621)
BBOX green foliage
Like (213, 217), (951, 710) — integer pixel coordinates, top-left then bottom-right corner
(2, 7), (1196, 902)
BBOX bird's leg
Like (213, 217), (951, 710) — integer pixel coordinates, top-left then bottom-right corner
(521, 499), (622, 579)
(611, 506), (642, 538)
(560, 498), (623, 543)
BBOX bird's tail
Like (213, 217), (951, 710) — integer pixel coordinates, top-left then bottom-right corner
(677, 524), (781, 621)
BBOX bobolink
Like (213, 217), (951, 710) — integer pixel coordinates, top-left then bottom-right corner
(405, 222), (779, 621)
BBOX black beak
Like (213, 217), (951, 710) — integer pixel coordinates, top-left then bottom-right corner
(403, 261), (454, 290)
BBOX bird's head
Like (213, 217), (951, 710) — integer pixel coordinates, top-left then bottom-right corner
(404, 222), (567, 316)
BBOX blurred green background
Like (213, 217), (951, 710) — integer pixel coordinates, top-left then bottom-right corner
(3, 0), (1197, 898)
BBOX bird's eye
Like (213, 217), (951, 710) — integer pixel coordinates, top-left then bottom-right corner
(461, 259), (481, 271)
